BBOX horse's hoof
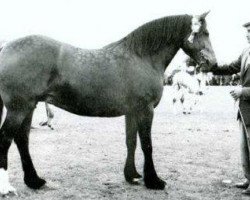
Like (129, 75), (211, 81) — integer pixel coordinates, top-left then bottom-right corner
(0, 185), (17, 197)
(40, 180), (60, 190)
(125, 174), (142, 185)
(144, 176), (166, 190)
(124, 170), (142, 185)
(131, 177), (143, 184)
(0, 169), (18, 196)
(133, 172), (142, 179)
(39, 121), (48, 126)
(48, 125), (54, 130)
(24, 176), (46, 189)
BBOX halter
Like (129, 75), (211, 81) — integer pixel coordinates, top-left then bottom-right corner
(187, 16), (208, 67)
(187, 16), (202, 43)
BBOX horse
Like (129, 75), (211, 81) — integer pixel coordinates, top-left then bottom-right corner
(171, 69), (204, 114)
(170, 58), (210, 114)
(0, 12), (216, 195)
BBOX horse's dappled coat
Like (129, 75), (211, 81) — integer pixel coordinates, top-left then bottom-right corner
(0, 13), (216, 195)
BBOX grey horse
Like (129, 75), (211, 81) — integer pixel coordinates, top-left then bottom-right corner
(0, 12), (216, 195)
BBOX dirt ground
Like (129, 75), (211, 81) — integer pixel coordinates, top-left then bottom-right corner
(5, 86), (249, 200)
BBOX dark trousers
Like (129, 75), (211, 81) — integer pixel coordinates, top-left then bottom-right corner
(239, 119), (250, 180)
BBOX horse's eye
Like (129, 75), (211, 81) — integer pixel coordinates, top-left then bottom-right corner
(204, 31), (209, 36)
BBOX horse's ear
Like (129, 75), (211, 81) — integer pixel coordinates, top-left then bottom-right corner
(199, 11), (210, 20)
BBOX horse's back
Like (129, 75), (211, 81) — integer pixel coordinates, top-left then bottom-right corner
(0, 35), (164, 116)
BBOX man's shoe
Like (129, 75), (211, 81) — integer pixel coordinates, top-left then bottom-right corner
(235, 181), (249, 189)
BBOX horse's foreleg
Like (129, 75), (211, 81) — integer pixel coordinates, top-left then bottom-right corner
(124, 114), (142, 184)
(14, 110), (46, 189)
(184, 93), (193, 114)
(137, 107), (166, 190)
(180, 94), (187, 114)
(172, 87), (180, 114)
(0, 109), (30, 195)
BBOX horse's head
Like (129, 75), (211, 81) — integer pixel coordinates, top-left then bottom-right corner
(182, 11), (217, 71)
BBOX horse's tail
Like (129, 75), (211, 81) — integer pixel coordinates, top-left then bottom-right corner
(0, 94), (4, 127)
(0, 95), (3, 124)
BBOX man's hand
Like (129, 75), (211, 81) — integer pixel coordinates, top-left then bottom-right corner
(200, 63), (218, 73)
(230, 86), (242, 100)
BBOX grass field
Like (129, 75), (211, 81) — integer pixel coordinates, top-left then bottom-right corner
(5, 86), (248, 200)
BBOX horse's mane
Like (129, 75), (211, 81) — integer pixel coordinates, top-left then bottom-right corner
(119, 14), (192, 57)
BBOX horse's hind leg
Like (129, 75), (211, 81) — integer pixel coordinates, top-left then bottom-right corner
(0, 119), (16, 195)
(39, 102), (54, 130)
(137, 106), (166, 190)
(0, 109), (31, 195)
(14, 110), (46, 189)
(124, 114), (142, 184)
(46, 103), (54, 130)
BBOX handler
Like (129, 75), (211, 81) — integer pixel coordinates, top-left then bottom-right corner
(206, 21), (250, 195)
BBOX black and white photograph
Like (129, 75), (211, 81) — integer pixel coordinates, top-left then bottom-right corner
(0, 0), (249, 199)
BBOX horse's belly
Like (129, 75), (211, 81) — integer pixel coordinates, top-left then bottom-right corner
(47, 92), (128, 117)
(76, 99), (127, 117)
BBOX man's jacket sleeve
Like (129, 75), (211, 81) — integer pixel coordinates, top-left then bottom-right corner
(212, 56), (241, 75)
(242, 87), (250, 99)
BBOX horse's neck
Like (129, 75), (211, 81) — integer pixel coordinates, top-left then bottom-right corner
(106, 40), (181, 75)
(148, 45), (180, 74)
